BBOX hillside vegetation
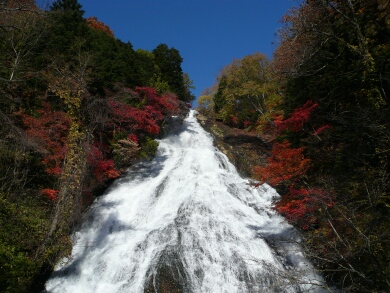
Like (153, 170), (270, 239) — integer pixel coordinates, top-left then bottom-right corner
(0, 1), (193, 292)
(198, 1), (390, 291)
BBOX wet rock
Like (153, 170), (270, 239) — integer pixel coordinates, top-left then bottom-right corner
(195, 112), (270, 178)
(144, 248), (189, 293)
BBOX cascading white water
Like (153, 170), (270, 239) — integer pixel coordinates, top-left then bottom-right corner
(45, 110), (328, 293)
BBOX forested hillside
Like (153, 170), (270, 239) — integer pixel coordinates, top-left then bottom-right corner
(0, 1), (193, 292)
(198, 0), (390, 291)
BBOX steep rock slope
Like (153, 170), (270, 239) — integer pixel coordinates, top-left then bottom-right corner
(196, 112), (269, 179)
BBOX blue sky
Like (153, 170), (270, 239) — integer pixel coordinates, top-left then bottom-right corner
(63, 1), (300, 100)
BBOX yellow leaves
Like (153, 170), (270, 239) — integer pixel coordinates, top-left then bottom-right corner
(224, 54), (279, 96)
(53, 89), (82, 109)
(48, 62), (88, 117)
(50, 76), (85, 113)
(238, 80), (263, 97)
(197, 95), (213, 110)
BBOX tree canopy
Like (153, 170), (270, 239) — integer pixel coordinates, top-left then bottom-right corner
(212, 52), (282, 129)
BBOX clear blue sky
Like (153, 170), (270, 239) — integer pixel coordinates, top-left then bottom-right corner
(65, 1), (300, 100)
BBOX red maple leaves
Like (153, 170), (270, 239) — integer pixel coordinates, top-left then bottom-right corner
(20, 102), (71, 175)
(254, 100), (335, 230)
(40, 188), (59, 201)
(89, 87), (179, 183)
(253, 141), (310, 186)
(276, 187), (335, 230)
(312, 124), (332, 136)
(18, 86), (180, 200)
(108, 99), (160, 135)
(275, 100), (318, 132)
(108, 87), (179, 135)
(85, 142), (120, 182)
(93, 160), (120, 182)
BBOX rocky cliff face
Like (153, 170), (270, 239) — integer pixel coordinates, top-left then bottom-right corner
(195, 112), (270, 179)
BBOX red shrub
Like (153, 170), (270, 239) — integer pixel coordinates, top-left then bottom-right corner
(127, 134), (139, 143)
(243, 120), (252, 128)
(276, 187), (335, 230)
(136, 87), (179, 116)
(253, 140), (310, 186)
(275, 100), (318, 132)
(93, 160), (120, 182)
(40, 188), (59, 201)
(20, 102), (71, 175)
(108, 99), (160, 135)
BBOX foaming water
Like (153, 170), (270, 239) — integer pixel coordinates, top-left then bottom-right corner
(45, 111), (328, 293)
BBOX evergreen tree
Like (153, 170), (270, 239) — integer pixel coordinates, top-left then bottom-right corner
(50, 0), (84, 20)
(134, 49), (155, 87)
(47, 0), (88, 58)
(213, 75), (226, 114)
(152, 43), (188, 100)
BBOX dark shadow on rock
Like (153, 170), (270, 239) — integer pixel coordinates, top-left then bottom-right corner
(246, 224), (301, 269)
(144, 246), (190, 293)
(223, 134), (270, 148)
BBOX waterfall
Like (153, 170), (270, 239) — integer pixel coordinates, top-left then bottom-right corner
(45, 110), (328, 293)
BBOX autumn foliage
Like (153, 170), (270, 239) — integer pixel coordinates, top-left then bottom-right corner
(16, 86), (180, 196)
(274, 100), (318, 132)
(312, 124), (331, 136)
(86, 16), (114, 37)
(93, 160), (120, 182)
(85, 87), (180, 183)
(84, 142), (118, 182)
(137, 87), (179, 116)
(19, 102), (71, 175)
(275, 187), (334, 230)
(269, 0), (390, 290)
(108, 99), (161, 135)
(253, 141), (310, 186)
(108, 87), (179, 136)
(40, 188), (59, 200)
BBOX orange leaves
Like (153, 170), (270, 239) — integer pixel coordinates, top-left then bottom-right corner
(86, 16), (114, 37)
(256, 101), (335, 231)
(253, 140), (310, 186)
(40, 188), (59, 201)
(243, 120), (252, 128)
(230, 114), (239, 126)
